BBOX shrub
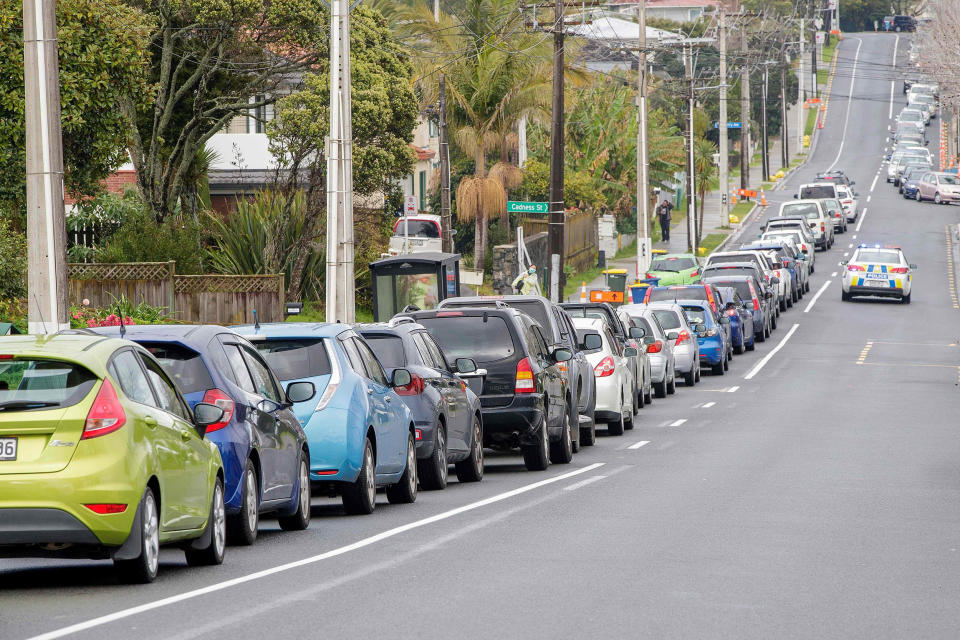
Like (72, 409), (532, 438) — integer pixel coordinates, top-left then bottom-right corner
(70, 294), (171, 328)
(0, 218), (26, 299)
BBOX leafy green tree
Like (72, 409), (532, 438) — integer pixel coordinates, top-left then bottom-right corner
(0, 0), (152, 225)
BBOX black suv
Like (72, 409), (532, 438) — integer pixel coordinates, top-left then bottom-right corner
(886, 15), (916, 31)
(404, 307), (574, 471)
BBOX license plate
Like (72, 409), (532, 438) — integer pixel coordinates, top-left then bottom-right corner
(866, 279), (887, 288)
(0, 437), (17, 461)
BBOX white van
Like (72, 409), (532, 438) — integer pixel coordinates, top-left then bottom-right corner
(777, 199), (834, 250)
(388, 214), (443, 255)
(795, 182), (839, 200)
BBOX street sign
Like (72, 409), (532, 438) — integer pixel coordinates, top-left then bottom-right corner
(815, 31), (825, 44)
(712, 121), (742, 129)
(404, 195), (418, 216)
(507, 201), (548, 214)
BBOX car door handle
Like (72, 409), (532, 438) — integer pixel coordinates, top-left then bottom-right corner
(385, 396), (392, 403)
(180, 430), (192, 441)
(144, 416), (157, 428)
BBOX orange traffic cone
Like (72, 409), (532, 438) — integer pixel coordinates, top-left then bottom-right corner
(731, 190), (737, 205)
(580, 281), (587, 303)
(760, 189), (768, 206)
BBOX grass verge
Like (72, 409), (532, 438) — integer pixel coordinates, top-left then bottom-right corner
(698, 233), (730, 255)
(804, 107), (818, 137)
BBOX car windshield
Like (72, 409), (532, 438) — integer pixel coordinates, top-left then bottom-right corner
(823, 199), (842, 211)
(763, 232), (801, 245)
(362, 335), (406, 369)
(855, 249), (901, 264)
(650, 257), (697, 271)
(393, 219), (440, 238)
(140, 342), (215, 395)
(648, 287), (706, 303)
(650, 310), (682, 331)
(418, 316), (516, 363)
(255, 338), (331, 381)
(0, 358), (97, 411)
(939, 175), (959, 185)
(799, 185), (835, 199)
(781, 203), (821, 219)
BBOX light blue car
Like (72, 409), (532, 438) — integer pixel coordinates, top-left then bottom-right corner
(234, 323), (418, 515)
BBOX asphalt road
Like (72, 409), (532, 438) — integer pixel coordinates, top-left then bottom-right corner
(4, 32), (960, 639)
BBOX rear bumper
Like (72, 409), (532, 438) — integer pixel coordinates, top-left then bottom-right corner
(847, 285), (906, 298)
(698, 340), (724, 365)
(0, 508), (102, 545)
(482, 395), (544, 444)
(594, 374), (624, 414)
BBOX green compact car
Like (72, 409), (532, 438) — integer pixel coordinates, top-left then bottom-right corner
(0, 334), (227, 583)
(646, 253), (702, 285)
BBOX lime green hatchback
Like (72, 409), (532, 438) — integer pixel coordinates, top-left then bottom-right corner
(646, 253), (702, 286)
(0, 334), (227, 583)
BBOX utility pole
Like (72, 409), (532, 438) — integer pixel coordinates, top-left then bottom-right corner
(24, 0), (68, 333)
(439, 75), (453, 253)
(325, 0), (355, 322)
(547, 0), (565, 302)
(761, 62), (769, 181)
(685, 44), (697, 254)
(811, 27), (818, 99)
(718, 7), (729, 226)
(518, 115), (528, 167)
(433, 0), (439, 22)
(740, 27), (751, 191)
(780, 57), (789, 169)
(797, 18), (805, 150)
(636, 0), (651, 277)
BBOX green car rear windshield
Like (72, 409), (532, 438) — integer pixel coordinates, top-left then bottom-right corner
(0, 358), (97, 411)
(651, 258), (696, 271)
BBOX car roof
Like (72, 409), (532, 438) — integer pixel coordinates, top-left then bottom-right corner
(354, 321), (427, 337)
(233, 322), (349, 340)
(782, 198), (824, 206)
(0, 333), (132, 373)
(652, 253), (697, 260)
(90, 324), (233, 348)
(703, 261), (759, 270)
(394, 214), (441, 223)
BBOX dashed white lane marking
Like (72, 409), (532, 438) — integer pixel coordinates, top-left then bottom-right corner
(627, 440), (651, 450)
(826, 38), (863, 173)
(848, 243), (853, 248)
(564, 475), (608, 491)
(844, 252), (849, 258)
(744, 323), (800, 380)
(727, 386), (740, 393)
(702, 402), (716, 408)
(24, 462), (607, 640)
(853, 234), (857, 239)
(831, 271), (838, 277)
(804, 280), (833, 313)
(866, 195), (872, 203)
(669, 419), (687, 427)
(870, 173), (879, 192)
(856, 207), (868, 232)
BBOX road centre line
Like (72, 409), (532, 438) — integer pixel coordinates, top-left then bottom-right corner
(843, 252), (849, 258)
(831, 272), (838, 277)
(848, 244), (853, 248)
(889, 81), (895, 119)
(826, 38), (863, 173)
(870, 173), (879, 192)
(888, 36), (899, 117)
(25, 462), (606, 640)
(866, 195), (871, 203)
(669, 419), (687, 427)
(856, 208), (868, 232)
(564, 475), (608, 492)
(744, 323), (800, 380)
(804, 281), (832, 313)
(628, 440), (650, 450)
(701, 402), (716, 408)
(727, 386), (739, 393)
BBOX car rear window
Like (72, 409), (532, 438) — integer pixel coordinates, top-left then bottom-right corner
(704, 279), (753, 300)
(0, 358), (97, 411)
(703, 266), (757, 280)
(443, 300), (551, 332)
(781, 203), (821, 219)
(255, 339), (331, 381)
(393, 219), (440, 238)
(140, 342), (215, 395)
(855, 250), (901, 264)
(650, 310), (682, 331)
(651, 257), (696, 271)
(362, 335), (406, 369)
(418, 316), (516, 363)
(799, 185), (835, 199)
(682, 306), (709, 326)
(647, 287), (707, 303)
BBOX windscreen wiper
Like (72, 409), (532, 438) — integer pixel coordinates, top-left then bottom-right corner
(0, 400), (59, 411)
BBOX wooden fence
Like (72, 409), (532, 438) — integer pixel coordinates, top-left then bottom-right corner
(519, 212), (598, 273)
(68, 262), (285, 324)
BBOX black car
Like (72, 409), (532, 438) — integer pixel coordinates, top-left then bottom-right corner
(702, 274), (771, 343)
(436, 295), (597, 448)
(404, 307), (574, 471)
(356, 321), (485, 489)
(700, 262), (778, 331)
(815, 170), (853, 186)
(885, 15), (916, 31)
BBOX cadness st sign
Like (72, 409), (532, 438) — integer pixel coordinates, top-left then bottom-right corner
(507, 201), (549, 214)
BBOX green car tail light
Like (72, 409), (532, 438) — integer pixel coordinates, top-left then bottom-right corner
(81, 379), (126, 440)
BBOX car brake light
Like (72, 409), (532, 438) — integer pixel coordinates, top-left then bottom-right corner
(821, 223), (825, 232)
(515, 357), (535, 393)
(84, 503), (127, 514)
(594, 356), (615, 377)
(847, 264), (866, 272)
(82, 379), (126, 440)
(201, 388), (235, 433)
(436, 311), (463, 317)
(415, 429), (423, 441)
(646, 340), (663, 354)
(645, 272), (654, 279)
(890, 267), (908, 274)
(705, 287), (716, 312)
(395, 373), (426, 396)
(676, 330), (690, 346)
(0, 354), (12, 360)
(726, 309), (737, 316)
(753, 298), (760, 311)
(690, 270), (699, 277)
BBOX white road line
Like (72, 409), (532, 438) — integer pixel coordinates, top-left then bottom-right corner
(564, 475), (608, 491)
(804, 280), (832, 313)
(848, 243), (853, 248)
(831, 271), (838, 277)
(25, 462), (607, 640)
(744, 323), (800, 380)
(826, 38), (863, 173)
(628, 440), (651, 450)
(856, 207), (868, 232)
(853, 234), (857, 239)
(870, 174), (879, 192)
(669, 419), (687, 427)
(702, 401), (716, 408)
(727, 386), (739, 392)
(866, 195), (871, 203)
(889, 81), (895, 119)
(843, 252), (849, 258)
(889, 37), (900, 117)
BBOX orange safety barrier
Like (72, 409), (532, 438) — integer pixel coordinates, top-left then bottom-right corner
(736, 188), (758, 199)
(590, 290), (624, 304)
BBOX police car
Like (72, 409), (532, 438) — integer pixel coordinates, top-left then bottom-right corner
(841, 244), (916, 304)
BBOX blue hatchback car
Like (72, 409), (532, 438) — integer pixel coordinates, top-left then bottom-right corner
(235, 323), (419, 515)
(91, 325), (316, 545)
(677, 300), (731, 375)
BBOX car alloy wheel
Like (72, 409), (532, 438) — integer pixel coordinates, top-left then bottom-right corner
(456, 415), (484, 482)
(419, 424), (448, 490)
(363, 445), (375, 507)
(279, 451), (312, 531)
(915, 190), (921, 201)
(143, 491), (159, 577)
(212, 482), (226, 559)
(935, 192), (942, 204)
(228, 461), (259, 545)
(435, 426), (448, 485)
(387, 434), (418, 504)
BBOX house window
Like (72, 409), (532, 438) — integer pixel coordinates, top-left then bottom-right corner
(428, 119), (439, 138)
(419, 171), (426, 210)
(248, 96), (274, 134)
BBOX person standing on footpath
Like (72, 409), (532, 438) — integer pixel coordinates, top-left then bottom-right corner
(656, 199), (674, 242)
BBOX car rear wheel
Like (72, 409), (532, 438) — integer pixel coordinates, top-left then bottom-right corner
(549, 405), (574, 463)
(114, 487), (160, 584)
(455, 414), (485, 482)
(712, 358), (725, 375)
(746, 338), (756, 352)
(418, 424), (448, 491)
(608, 409), (625, 436)
(522, 422), (550, 471)
(656, 379), (669, 396)
(842, 289), (851, 301)
(935, 192), (943, 204)
(667, 375), (676, 394)
(278, 450), (312, 531)
(902, 292), (911, 304)
(342, 439), (376, 515)
(915, 190), (922, 202)
(227, 460), (259, 545)
(734, 340), (745, 355)
(386, 433), (418, 504)
(184, 478), (226, 567)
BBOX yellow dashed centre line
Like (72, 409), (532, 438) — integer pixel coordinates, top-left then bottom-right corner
(856, 341), (873, 365)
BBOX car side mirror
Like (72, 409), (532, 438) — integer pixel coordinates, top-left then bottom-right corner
(642, 336), (656, 345)
(623, 347), (638, 357)
(792, 194), (798, 199)
(455, 357), (478, 374)
(582, 333), (603, 351)
(391, 368), (412, 388)
(285, 381), (316, 404)
(552, 348), (572, 363)
(666, 331), (679, 341)
(909, 263), (917, 270)
(850, 181), (856, 185)
(629, 326), (646, 339)
(194, 402), (225, 436)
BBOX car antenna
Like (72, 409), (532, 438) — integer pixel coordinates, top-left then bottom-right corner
(117, 305), (126, 339)
(253, 309), (260, 331)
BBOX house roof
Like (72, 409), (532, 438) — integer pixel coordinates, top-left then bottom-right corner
(568, 15), (684, 43)
(411, 144), (436, 162)
(610, 0), (721, 8)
